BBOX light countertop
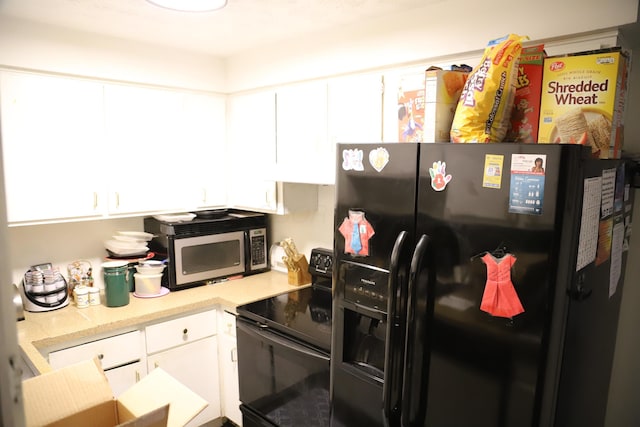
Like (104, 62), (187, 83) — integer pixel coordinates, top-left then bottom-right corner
(17, 271), (305, 375)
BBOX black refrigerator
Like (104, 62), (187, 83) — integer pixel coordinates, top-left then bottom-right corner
(330, 142), (634, 427)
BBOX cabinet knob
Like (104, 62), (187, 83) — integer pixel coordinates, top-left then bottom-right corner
(183, 328), (188, 335)
(97, 353), (104, 360)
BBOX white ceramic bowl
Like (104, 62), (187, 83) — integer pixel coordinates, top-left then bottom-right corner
(135, 261), (165, 275)
(134, 272), (163, 296)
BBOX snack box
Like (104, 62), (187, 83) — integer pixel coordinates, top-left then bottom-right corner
(537, 47), (629, 158)
(506, 44), (545, 143)
(22, 358), (207, 427)
(423, 68), (469, 142)
(397, 72), (425, 142)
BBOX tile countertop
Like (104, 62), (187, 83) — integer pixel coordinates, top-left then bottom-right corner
(17, 271), (305, 375)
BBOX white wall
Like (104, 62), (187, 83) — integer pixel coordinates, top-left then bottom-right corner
(606, 31), (640, 426)
(0, 16), (226, 92)
(6, 217), (143, 290)
(226, 0), (639, 91)
(269, 185), (335, 259)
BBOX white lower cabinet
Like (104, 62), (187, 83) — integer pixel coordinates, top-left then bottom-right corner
(103, 360), (145, 397)
(218, 311), (242, 425)
(47, 330), (146, 397)
(145, 309), (221, 427)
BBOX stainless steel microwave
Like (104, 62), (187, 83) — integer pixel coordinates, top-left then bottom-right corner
(144, 210), (269, 291)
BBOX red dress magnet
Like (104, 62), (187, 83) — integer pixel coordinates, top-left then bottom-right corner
(480, 253), (525, 318)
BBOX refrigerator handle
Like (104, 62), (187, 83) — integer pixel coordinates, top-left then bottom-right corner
(401, 234), (431, 427)
(382, 230), (409, 427)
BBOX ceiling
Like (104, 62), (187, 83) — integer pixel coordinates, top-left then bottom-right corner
(0, 0), (437, 57)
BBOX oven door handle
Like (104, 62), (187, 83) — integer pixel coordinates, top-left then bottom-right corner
(237, 319), (330, 362)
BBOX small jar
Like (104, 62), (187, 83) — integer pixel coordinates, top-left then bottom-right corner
(74, 286), (89, 308)
(88, 287), (101, 306)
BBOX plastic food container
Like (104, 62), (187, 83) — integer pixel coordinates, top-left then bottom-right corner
(134, 273), (163, 296)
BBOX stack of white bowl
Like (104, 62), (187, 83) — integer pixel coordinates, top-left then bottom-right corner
(134, 260), (165, 296)
(104, 231), (154, 258)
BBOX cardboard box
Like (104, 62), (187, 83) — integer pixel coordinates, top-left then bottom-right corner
(397, 72), (425, 142)
(506, 44), (545, 143)
(423, 69), (469, 142)
(537, 47), (629, 158)
(22, 358), (207, 427)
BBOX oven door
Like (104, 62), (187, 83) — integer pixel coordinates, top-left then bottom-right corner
(173, 231), (245, 285)
(236, 317), (331, 427)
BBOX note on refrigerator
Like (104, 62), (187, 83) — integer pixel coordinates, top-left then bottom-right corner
(577, 177), (602, 271)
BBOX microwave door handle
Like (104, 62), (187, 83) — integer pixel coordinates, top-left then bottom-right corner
(383, 230), (409, 427)
(401, 234), (431, 427)
(237, 319), (330, 362)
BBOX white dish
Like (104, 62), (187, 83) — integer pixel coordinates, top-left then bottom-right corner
(104, 243), (149, 256)
(104, 240), (148, 255)
(106, 239), (147, 250)
(152, 213), (196, 223)
(133, 287), (169, 299)
(116, 231), (155, 241)
(112, 235), (148, 243)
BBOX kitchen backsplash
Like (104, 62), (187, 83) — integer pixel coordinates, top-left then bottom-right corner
(269, 184), (335, 258)
(7, 185), (335, 288)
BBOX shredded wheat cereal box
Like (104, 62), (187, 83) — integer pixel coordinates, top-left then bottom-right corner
(537, 47), (629, 158)
(506, 44), (545, 143)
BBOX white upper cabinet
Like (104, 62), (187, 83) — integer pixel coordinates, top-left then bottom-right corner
(227, 90), (279, 212)
(181, 92), (227, 209)
(104, 84), (193, 215)
(274, 81), (330, 184)
(0, 72), (106, 224)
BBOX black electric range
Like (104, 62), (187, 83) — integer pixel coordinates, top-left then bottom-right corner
(237, 247), (333, 352)
(236, 248), (333, 427)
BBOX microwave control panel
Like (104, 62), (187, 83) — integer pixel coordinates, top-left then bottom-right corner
(249, 228), (268, 270)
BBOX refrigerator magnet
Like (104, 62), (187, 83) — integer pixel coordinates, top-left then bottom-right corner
(429, 161), (452, 191)
(369, 147), (390, 172)
(482, 154), (504, 189)
(508, 154), (546, 215)
(338, 210), (375, 256)
(480, 252), (525, 319)
(342, 148), (365, 171)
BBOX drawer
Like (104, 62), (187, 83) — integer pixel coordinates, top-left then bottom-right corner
(145, 309), (217, 354)
(219, 310), (237, 337)
(48, 330), (142, 371)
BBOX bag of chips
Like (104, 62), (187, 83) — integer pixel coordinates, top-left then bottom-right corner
(450, 34), (527, 143)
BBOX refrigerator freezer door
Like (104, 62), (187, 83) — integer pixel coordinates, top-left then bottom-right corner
(414, 143), (584, 426)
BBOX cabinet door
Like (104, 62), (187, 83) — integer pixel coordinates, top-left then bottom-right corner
(147, 337), (221, 427)
(104, 361), (146, 397)
(218, 311), (241, 423)
(275, 81), (330, 184)
(219, 333), (241, 425)
(181, 93), (227, 209)
(227, 91), (278, 212)
(0, 72), (105, 223)
(104, 84), (191, 215)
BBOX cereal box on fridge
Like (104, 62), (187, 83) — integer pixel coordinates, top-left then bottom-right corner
(506, 44), (545, 143)
(537, 47), (629, 158)
(423, 68), (469, 142)
(397, 72), (425, 142)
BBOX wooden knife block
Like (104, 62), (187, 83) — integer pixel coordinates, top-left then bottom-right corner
(287, 255), (312, 286)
